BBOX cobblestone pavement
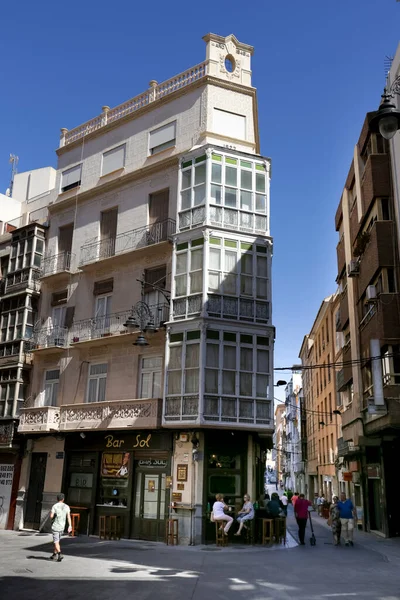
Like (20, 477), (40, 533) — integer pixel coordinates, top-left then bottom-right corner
(1, 508), (400, 600)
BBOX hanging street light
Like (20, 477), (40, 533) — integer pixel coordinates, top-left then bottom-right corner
(369, 76), (400, 140)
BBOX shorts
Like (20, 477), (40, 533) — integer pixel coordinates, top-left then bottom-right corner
(52, 530), (62, 543)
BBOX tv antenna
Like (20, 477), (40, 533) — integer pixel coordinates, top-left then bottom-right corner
(8, 154), (19, 197)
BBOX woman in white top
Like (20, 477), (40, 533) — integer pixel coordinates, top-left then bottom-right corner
(212, 493), (233, 535)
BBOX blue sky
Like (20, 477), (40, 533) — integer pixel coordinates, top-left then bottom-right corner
(0, 0), (399, 401)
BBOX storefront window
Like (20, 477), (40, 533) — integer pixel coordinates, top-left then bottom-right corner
(99, 452), (130, 507)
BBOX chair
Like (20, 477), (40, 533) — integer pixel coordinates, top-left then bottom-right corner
(70, 513), (80, 537)
(165, 519), (179, 545)
(261, 518), (274, 545)
(215, 520), (228, 546)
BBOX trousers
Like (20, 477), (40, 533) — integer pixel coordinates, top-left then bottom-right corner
(296, 517), (307, 544)
(340, 518), (354, 542)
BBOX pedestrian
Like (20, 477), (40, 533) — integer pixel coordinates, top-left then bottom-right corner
(50, 493), (72, 562)
(291, 491), (299, 507)
(234, 494), (254, 536)
(212, 493), (233, 536)
(268, 492), (284, 518)
(318, 494), (326, 516)
(280, 493), (288, 516)
(294, 493), (311, 545)
(328, 495), (341, 546)
(337, 492), (357, 546)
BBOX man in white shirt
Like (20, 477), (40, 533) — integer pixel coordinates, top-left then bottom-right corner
(281, 494), (288, 516)
(50, 493), (72, 562)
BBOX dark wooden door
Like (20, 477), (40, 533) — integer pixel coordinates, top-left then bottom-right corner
(149, 190), (169, 243)
(100, 208), (118, 258)
(59, 224), (74, 254)
(25, 453), (47, 529)
(132, 472), (167, 541)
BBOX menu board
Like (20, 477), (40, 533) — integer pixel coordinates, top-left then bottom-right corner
(101, 453), (130, 478)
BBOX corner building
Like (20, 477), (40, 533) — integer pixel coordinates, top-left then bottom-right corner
(16, 34), (274, 544)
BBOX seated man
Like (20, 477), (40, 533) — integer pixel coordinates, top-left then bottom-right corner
(234, 494), (254, 536)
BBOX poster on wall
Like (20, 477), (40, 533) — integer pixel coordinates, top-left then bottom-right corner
(101, 453), (130, 478)
(0, 464), (14, 529)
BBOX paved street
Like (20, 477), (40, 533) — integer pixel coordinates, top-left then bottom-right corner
(1, 503), (400, 600)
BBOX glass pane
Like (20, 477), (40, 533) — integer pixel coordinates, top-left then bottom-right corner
(98, 377), (106, 402)
(143, 475), (159, 519)
(209, 248), (221, 270)
(194, 185), (205, 206)
(142, 356), (162, 369)
(175, 275), (186, 297)
(257, 349), (269, 373)
(135, 472), (142, 515)
(256, 278), (268, 299)
(191, 249), (203, 271)
(211, 184), (222, 204)
(190, 272), (202, 294)
(36, 239), (44, 253)
(185, 368), (199, 393)
(205, 369), (218, 393)
(44, 383), (52, 407)
(87, 378), (97, 403)
(256, 173), (266, 193)
(240, 190), (252, 211)
(186, 343), (200, 368)
(256, 374), (269, 397)
(241, 254), (253, 274)
(208, 272), (220, 291)
(176, 253), (187, 275)
(257, 256), (268, 277)
(195, 163), (206, 185)
(222, 371), (235, 394)
(240, 373), (252, 396)
(51, 382), (59, 406)
(240, 347), (253, 371)
(240, 275), (252, 295)
(225, 166), (237, 187)
(160, 474), (166, 520)
(211, 163), (222, 183)
(168, 370), (182, 394)
(225, 251), (237, 272)
(256, 195), (266, 212)
(153, 371), (162, 398)
(169, 347), (182, 369)
(182, 169), (191, 189)
(206, 344), (219, 367)
(224, 345), (236, 369)
(141, 372), (151, 398)
(181, 190), (191, 210)
(223, 274), (237, 295)
(225, 188), (237, 208)
(241, 170), (252, 190)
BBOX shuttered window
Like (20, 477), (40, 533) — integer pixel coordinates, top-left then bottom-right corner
(93, 279), (114, 295)
(61, 165), (82, 193)
(51, 290), (68, 306)
(102, 145), (125, 176)
(149, 122), (176, 155)
(87, 363), (107, 403)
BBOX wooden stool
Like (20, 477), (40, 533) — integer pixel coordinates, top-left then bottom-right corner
(99, 515), (107, 540)
(165, 519), (179, 545)
(215, 520), (228, 546)
(262, 519), (274, 545)
(99, 515), (121, 540)
(70, 513), (80, 537)
(275, 517), (287, 544)
(243, 520), (254, 544)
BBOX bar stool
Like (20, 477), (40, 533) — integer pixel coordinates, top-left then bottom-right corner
(243, 520), (255, 545)
(275, 517), (287, 544)
(165, 519), (179, 545)
(261, 518), (274, 545)
(215, 520), (228, 546)
(109, 515), (121, 540)
(99, 515), (107, 540)
(70, 513), (80, 537)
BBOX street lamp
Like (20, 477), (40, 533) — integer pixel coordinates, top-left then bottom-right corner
(123, 279), (159, 346)
(275, 380), (287, 387)
(369, 76), (400, 140)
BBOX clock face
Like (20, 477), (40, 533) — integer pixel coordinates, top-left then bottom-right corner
(225, 55), (235, 73)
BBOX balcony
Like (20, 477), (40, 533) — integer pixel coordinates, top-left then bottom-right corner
(339, 289), (349, 330)
(70, 304), (169, 344)
(360, 154), (390, 217)
(358, 221), (395, 296)
(31, 326), (68, 353)
(59, 398), (162, 431)
(80, 219), (176, 267)
(336, 236), (345, 277)
(359, 293), (400, 346)
(4, 269), (41, 296)
(41, 252), (74, 279)
(18, 406), (60, 433)
(337, 437), (359, 457)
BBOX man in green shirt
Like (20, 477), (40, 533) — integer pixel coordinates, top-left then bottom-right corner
(50, 493), (72, 562)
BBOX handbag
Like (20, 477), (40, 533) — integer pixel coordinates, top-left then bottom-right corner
(210, 511), (215, 522)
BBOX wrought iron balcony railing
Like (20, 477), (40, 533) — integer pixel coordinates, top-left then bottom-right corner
(31, 326), (68, 350)
(80, 219), (175, 266)
(41, 252), (74, 277)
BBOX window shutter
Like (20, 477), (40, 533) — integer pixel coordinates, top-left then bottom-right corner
(149, 122), (176, 151)
(61, 165), (81, 190)
(144, 266), (166, 294)
(100, 208), (118, 240)
(51, 290), (68, 306)
(93, 279), (114, 295)
(102, 145), (125, 176)
(64, 306), (75, 328)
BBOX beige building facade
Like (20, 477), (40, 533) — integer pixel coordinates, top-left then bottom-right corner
(15, 34), (275, 544)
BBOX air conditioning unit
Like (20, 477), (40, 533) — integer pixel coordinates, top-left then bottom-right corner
(348, 260), (360, 277)
(366, 285), (377, 301)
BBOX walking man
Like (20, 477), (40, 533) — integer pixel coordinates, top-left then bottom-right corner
(50, 493), (72, 561)
(294, 493), (311, 545)
(281, 493), (288, 516)
(337, 492), (357, 546)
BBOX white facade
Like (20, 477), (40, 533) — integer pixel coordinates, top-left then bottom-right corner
(387, 43), (400, 248)
(283, 374), (304, 493)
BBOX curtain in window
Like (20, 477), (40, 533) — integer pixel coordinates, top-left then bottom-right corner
(186, 343), (199, 368)
(168, 371), (182, 395)
(224, 345), (236, 369)
(240, 373), (252, 396)
(185, 369), (199, 394)
(205, 369), (218, 393)
(209, 248), (221, 270)
(240, 347), (252, 371)
(87, 378), (98, 403)
(257, 349), (269, 373)
(206, 344), (219, 367)
(222, 371), (235, 394)
(169, 347), (182, 369)
(256, 374), (269, 398)
(221, 397), (237, 418)
(225, 251), (237, 273)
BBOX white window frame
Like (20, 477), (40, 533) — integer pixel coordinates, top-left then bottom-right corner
(139, 356), (163, 398)
(149, 121), (176, 156)
(43, 369), (60, 407)
(94, 294), (112, 334)
(61, 164), (82, 193)
(101, 144), (126, 176)
(86, 363), (107, 403)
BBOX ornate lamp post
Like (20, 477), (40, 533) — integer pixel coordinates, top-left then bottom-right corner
(123, 279), (158, 346)
(369, 76), (400, 140)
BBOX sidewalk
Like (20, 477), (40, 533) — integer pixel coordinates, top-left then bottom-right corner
(285, 505), (400, 563)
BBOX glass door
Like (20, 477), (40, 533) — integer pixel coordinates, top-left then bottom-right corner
(132, 472), (166, 540)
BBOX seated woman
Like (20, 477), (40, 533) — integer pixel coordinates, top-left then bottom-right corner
(212, 493), (233, 535)
(234, 494), (254, 536)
